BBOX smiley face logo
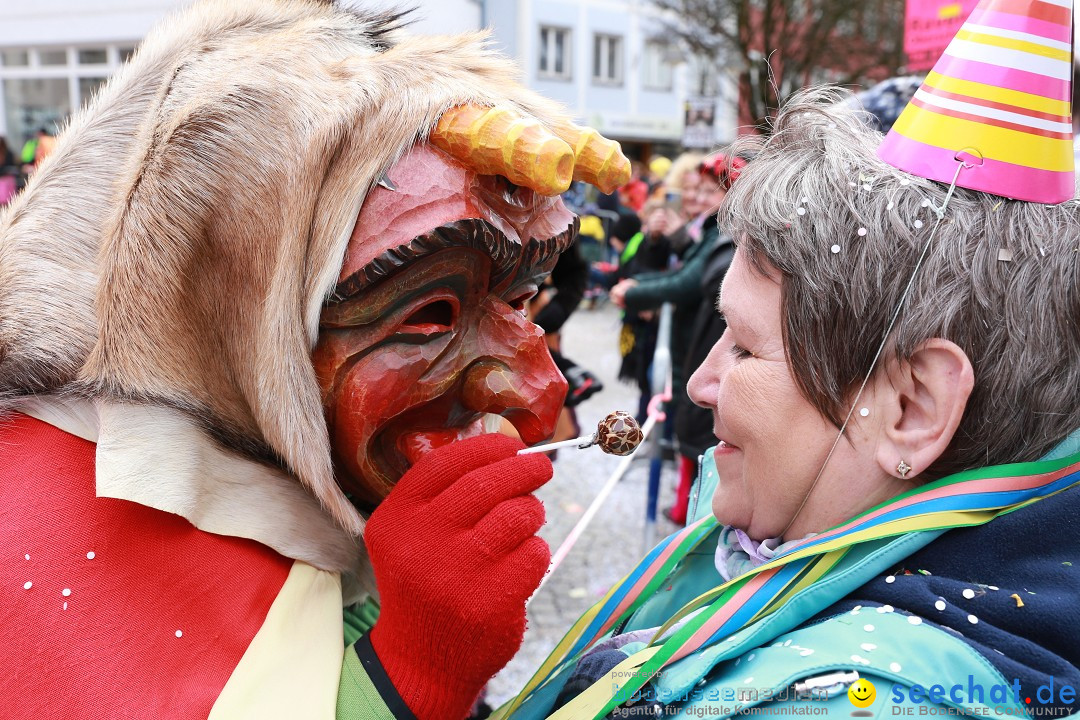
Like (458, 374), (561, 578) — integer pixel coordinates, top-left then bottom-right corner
(848, 678), (877, 709)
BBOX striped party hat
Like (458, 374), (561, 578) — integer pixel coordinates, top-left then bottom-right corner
(879, 0), (1075, 204)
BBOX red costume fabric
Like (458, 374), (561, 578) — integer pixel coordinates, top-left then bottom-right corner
(0, 413), (293, 718)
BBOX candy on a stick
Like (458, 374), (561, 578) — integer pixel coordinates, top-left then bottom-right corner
(518, 411), (643, 456)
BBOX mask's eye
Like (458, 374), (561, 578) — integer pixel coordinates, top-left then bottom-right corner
(507, 288), (539, 313)
(397, 298), (458, 336)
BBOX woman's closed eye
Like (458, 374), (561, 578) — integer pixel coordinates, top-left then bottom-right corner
(730, 343), (754, 360)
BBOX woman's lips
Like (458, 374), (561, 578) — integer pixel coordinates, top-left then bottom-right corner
(715, 439), (740, 453)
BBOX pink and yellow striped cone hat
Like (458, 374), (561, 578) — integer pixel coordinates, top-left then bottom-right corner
(878, 0), (1075, 204)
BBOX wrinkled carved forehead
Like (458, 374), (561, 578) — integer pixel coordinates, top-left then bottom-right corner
(331, 144), (577, 302)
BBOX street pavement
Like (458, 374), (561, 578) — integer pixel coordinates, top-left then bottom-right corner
(487, 301), (683, 707)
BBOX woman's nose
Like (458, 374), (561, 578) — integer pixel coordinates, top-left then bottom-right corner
(687, 338), (728, 410)
(460, 296), (567, 444)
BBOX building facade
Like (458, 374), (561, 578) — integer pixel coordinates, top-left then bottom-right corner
(0, 0), (736, 160)
(486, 0), (736, 159)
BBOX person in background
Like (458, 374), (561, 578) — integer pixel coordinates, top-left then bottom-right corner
(651, 151), (704, 257)
(0, 136), (17, 206)
(645, 155), (671, 199)
(34, 127), (57, 166)
(0, 136), (14, 168)
(610, 152), (745, 492)
(529, 240), (598, 444)
(20, 127), (57, 175)
(618, 160), (648, 213)
(19, 132), (39, 167)
(614, 196), (675, 423)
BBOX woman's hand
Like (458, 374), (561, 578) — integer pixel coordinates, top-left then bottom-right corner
(365, 434), (552, 720)
(610, 278), (638, 308)
(645, 207), (680, 237)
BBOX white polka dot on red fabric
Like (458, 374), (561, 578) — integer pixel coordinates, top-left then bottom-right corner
(175, 630), (183, 638)
(23, 581), (31, 590)
(62, 588), (71, 597)
(86, 552), (95, 560)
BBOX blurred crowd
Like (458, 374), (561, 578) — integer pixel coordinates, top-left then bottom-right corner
(555, 148), (749, 525)
(0, 128), (57, 208)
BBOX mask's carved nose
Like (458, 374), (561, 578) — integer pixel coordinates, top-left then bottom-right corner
(461, 298), (566, 445)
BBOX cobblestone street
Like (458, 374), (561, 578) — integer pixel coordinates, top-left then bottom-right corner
(488, 301), (682, 706)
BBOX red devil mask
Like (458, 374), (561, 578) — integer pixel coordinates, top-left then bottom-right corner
(313, 144), (574, 507)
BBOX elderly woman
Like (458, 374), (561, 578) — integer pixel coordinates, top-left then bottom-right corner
(360, 90), (1080, 719)
(513, 89), (1080, 717)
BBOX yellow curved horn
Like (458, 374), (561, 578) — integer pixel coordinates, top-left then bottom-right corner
(563, 125), (631, 194)
(431, 105), (575, 196)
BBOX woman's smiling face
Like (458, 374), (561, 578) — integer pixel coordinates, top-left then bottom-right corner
(687, 248), (911, 540)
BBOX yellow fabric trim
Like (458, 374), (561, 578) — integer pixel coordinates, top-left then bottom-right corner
(892, 106), (1074, 171)
(209, 561), (344, 720)
(954, 29), (1072, 61)
(924, 70), (1070, 117)
(748, 548), (847, 624)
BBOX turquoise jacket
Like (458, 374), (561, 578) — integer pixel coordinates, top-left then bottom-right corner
(505, 432), (1080, 719)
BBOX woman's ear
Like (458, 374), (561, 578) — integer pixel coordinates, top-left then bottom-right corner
(873, 339), (974, 479)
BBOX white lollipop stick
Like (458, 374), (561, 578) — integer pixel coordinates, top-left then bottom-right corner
(518, 434), (596, 455)
(517, 410), (643, 456)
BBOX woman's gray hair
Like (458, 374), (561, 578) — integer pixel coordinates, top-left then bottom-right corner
(722, 86), (1080, 479)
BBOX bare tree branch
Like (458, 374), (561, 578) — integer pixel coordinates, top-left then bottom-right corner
(649, 0), (905, 132)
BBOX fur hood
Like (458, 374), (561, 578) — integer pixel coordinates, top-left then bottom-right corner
(0, 0), (578, 555)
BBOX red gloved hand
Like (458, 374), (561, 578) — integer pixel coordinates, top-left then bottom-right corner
(365, 434), (553, 720)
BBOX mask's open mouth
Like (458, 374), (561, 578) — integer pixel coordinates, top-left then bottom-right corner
(377, 416), (489, 481)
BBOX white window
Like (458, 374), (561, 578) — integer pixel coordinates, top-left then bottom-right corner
(0, 44), (134, 148)
(38, 48), (68, 66)
(538, 26), (572, 80)
(0, 49), (29, 67)
(642, 42), (674, 91)
(593, 34), (623, 85)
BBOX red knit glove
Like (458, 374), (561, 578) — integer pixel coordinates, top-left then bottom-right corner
(365, 434), (553, 720)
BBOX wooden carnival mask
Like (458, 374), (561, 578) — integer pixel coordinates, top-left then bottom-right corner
(314, 107), (628, 507)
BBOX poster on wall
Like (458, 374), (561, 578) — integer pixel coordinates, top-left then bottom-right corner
(682, 97), (717, 149)
(904, 0), (979, 72)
